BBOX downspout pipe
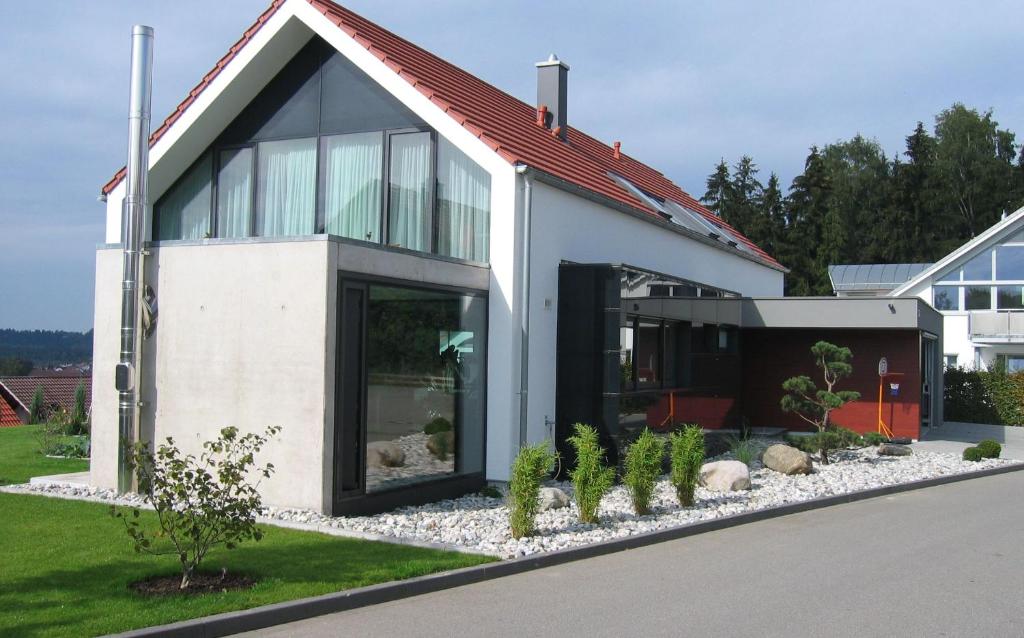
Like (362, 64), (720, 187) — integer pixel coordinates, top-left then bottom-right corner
(516, 164), (533, 449)
(116, 25), (154, 494)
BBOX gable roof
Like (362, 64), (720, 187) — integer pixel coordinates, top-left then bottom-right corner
(0, 376), (91, 416)
(890, 205), (1024, 297)
(102, 0), (782, 271)
(829, 263), (931, 293)
(0, 395), (21, 427)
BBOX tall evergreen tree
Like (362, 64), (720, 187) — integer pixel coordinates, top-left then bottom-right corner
(701, 160), (732, 220)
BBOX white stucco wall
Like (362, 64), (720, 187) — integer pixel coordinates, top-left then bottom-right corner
(506, 180), (785, 464)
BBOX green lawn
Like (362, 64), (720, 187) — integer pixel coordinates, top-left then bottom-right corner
(0, 425), (88, 485)
(0, 428), (495, 637)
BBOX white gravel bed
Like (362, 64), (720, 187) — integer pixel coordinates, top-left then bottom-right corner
(3, 447), (1017, 560)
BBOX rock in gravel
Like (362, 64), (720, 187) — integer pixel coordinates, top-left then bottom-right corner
(699, 460), (751, 491)
(878, 443), (912, 457)
(762, 444), (813, 475)
(538, 487), (570, 511)
(367, 441), (406, 467)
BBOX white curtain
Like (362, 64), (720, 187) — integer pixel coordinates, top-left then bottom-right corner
(217, 148), (253, 238)
(257, 138), (316, 237)
(323, 132), (382, 241)
(157, 153), (212, 240)
(437, 139), (490, 261)
(387, 132), (431, 252)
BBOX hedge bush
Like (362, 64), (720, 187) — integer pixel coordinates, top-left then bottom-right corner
(976, 439), (1002, 459)
(963, 446), (984, 462)
(944, 366), (1024, 425)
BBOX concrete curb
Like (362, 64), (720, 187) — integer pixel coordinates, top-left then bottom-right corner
(106, 461), (1024, 638)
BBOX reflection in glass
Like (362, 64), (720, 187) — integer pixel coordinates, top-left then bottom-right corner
(364, 285), (485, 493)
(997, 246), (1024, 281)
(157, 153), (212, 240)
(997, 285), (1024, 310)
(933, 286), (959, 311)
(963, 251), (992, 281)
(636, 319), (662, 388)
(965, 286), (992, 310)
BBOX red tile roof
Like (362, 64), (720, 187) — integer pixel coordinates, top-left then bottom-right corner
(102, 0), (781, 269)
(0, 395), (21, 427)
(0, 376), (92, 416)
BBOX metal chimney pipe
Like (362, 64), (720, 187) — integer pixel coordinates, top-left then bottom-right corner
(116, 25), (154, 493)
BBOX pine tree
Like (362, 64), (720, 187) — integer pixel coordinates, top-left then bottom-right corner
(701, 160), (732, 219)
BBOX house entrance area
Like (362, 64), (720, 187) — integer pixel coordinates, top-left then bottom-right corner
(334, 276), (487, 515)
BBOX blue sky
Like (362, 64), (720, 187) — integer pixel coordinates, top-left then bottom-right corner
(1, 0), (1022, 331)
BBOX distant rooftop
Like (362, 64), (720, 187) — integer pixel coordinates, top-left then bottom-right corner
(828, 263), (932, 293)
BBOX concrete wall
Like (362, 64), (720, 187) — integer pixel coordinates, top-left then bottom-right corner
(91, 240), (332, 510)
(518, 181), (785, 466)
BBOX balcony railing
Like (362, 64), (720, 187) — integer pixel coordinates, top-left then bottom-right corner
(970, 311), (1024, 338)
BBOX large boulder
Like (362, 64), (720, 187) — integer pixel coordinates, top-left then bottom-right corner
(762, 444), (813, 475)
(699, 460), (751, 492)
(367, 441), (406, 468)
(878, 443), (912, 457)
(538, 487), (570, 511)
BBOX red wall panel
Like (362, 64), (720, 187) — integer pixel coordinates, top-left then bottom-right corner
(740, 329), (921, 440)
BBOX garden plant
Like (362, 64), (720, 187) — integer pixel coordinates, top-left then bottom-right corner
(111, 425), (281, 591)
(567, 423), (615, 524)
(622, 428), (664, 515)
(781, 341), (861, 464)
(508, 442), (556, 539)
(669, 424), (704, 506)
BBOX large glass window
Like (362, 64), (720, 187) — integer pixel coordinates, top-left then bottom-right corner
(437, 138), (491, 261)
(364, 285), (486, 493)
(933, 286), (959, 311)
(156, 153), (212, 240)
(256, 137), (317, 236)
(997, 285), (1024, 310)
(636, 319), (662, 388)
(321, 132), (383, 241)
(216, 148), (253, 238)
(963, 252), (993, 281)
(996, 246), (1024, 280)
(387, 132), (432, 252)
(965, 286), (992, 310)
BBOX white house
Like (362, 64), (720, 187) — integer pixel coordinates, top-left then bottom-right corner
(832, 206), (1024, 371)
(92, 0), (943, 515)
(889, 206), (1024, 371)
(91, 0), (788, 515)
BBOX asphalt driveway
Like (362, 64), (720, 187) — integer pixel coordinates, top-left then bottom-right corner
(239, 470), (1024, 638)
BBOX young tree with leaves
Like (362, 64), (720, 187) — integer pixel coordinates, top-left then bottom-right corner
(780, 341), (860, 464)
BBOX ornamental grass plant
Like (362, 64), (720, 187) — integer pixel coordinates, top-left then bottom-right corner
(508, 442), (556, 539)
(567, 423), (615, 524)
(622, 428), (664, 516)
(669, 425), (704, 507)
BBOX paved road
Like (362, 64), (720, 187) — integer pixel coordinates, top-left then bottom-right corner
(241, 471), (1024, 638)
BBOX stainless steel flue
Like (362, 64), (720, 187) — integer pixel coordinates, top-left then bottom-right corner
(116, 25), (153, 493)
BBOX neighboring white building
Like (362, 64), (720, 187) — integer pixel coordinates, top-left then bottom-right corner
(833, 206), (1024, 371)
(91, 0), (786, 515)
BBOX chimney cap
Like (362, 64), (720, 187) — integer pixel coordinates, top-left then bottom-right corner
(536, 53), (570, 70)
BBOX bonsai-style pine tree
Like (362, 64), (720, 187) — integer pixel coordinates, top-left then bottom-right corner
(780, 341), (860, 464)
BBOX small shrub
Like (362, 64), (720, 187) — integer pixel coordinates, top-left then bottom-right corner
(832, 426), (864, 448)
(508, 442), (556, 539)
(862, 432), (888, 446)
(567, 423), (615, 524)
(669, 425), (704, 506)
(787, 431), (841, 456)
(423, 417), (452, 435)
(428, 431), (452, 461)
(976, 439), (1002, 459)
(963, 446), (984, 462)
(728, 436), (758, 468)
(110, 425), (281, 590)
(28, 385), (45, 424)
(479, 484), (503, 499)
(622, 428), (665, 516)
(70, 382), (88, 435)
